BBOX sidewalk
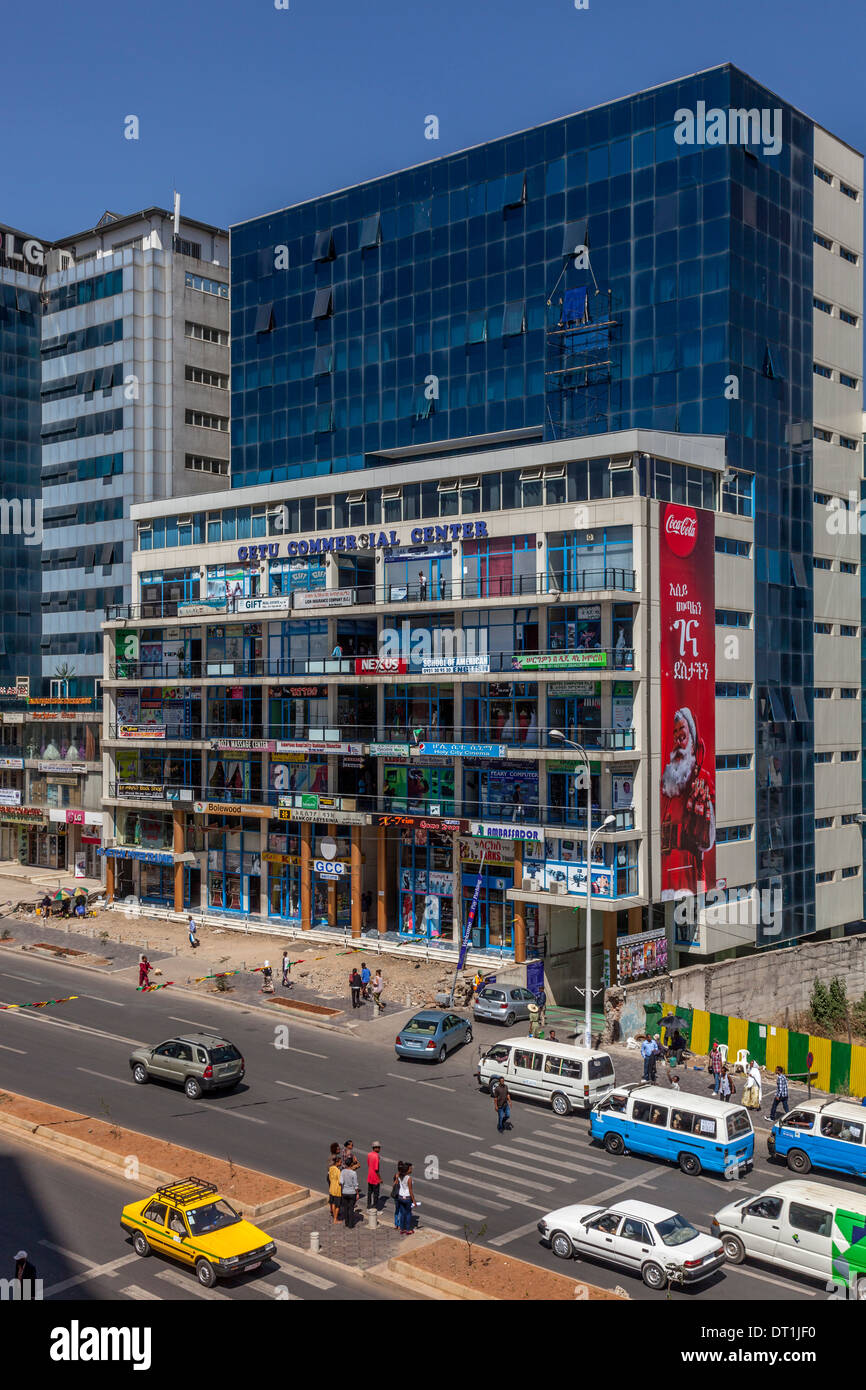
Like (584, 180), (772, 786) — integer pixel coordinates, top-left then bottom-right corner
(277, 1203), (438, 1271)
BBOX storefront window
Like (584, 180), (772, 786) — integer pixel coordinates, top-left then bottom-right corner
(268, 685), (327, 739)
(139, 569), (200, 613)
(269, 559), (327, 595)
(464, 682), (538, 745)
(462, 534), (536, 598)
(206, 754), (262, 802)
(206, 563), (260, 603)
(206, 686), (262, 739)
(384, 685), (453, 743)
(119, 811), (173, 849)
(207, 842), (262, 913)
(383, 543), (452, 602)
(337, 686), (377, 740)
(547, 683), (602, 746)
(548, 603), (603, 653)
(268, 620), (329, 675)
(398, 826), (455, 939)
(547, 527), (634, 591)
(463, 764), (540, 821)
(205, 624), (262, 674)
(383, 763), (454, 814)
(461, 607), (539, 657)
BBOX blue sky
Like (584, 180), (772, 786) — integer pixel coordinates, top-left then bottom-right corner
(3, 0), (865, 237)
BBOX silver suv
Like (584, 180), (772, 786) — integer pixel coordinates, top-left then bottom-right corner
(129, 1033), (244, 1099)
(473, 986), (537, 1027)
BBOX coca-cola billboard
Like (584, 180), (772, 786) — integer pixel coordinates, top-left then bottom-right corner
(659, 503), (717, 899)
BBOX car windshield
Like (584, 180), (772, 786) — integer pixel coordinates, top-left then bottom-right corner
(186, 1200), (241, 1236)
(403, 1018), (438, 1035)
(209, 1044), (241, 1064)
(655, 1213), (700, 1247)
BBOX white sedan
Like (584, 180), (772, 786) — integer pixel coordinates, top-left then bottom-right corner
(537, 1198), (725, 1290)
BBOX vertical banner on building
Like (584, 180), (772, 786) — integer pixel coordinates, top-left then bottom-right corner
(458, 851), (486, 970)
(659, 504), (717, 899)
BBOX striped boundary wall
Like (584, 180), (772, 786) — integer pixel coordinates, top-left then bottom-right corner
(645, 1002), (866, 1100)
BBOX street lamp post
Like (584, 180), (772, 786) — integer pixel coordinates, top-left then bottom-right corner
(549, 729), (615, 1046)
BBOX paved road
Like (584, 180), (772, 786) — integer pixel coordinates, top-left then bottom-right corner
(0, 952), (842, 1302)
(0, 1132), (393, 1301)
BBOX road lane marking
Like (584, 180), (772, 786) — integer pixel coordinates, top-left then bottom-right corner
(77, 1067), (136, 1086)
(486, 1146), (591, 1179)
(452, 1158), (553, 1192)
(407, 1118), (483, 1140)
(8, 1012), (141, 1046)
(417, 1195), (489, 1221)
(418, 1214), (460, 1232)
(489, 1220), (544, 1247)
(501, 1137), (600, 1173)
(385, 1071), (455, 1092)
(155, 1269), (231, 1300)
(437, 1169), (534, 1204)
(581, 1172), (658, 1203)
(218, 1108), (267, 1125)
(40, 1240), (98, 1267)
(285, 1046), (329, 1059)
(82, 994), (125, 1007)
(121, 1284), (162, 1300)
(0, 1042), (26, 1053)
(731, 1265), (817, 1295)
(44, 1253), (138, 1298)
(422, 1183), (508, 1212)
(271, 1250), (335, 1290)
(274, 1080), (339, 1102)
(169, 1017), (218, 1030)
(0, 972), (43, 984)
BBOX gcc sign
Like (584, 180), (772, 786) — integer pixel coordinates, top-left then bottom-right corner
(314, 859), (344, 877)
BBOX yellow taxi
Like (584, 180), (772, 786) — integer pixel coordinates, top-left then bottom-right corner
(121, 1178), (276, 1287)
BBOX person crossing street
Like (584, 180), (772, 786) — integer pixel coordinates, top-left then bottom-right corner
(493, 1075), (512, 1132)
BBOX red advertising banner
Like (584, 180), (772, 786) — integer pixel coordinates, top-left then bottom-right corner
(354, 657), (408, 675)
(659, 503), (716, 898)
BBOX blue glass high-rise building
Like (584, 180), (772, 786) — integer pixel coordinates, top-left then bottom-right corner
(219, 64), (862, 951)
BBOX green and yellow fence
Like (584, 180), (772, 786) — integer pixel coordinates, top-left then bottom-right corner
(644, 1001), (866, 1100)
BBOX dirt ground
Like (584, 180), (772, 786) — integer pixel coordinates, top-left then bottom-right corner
(396, 1235), (628, 1300)
(0, 1089), (301, 1207)
(8, 897), (477, 1013)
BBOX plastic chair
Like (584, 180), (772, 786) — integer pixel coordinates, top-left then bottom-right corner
(717, 1043), (729, 1066)
(734, 1048), (750, 1073)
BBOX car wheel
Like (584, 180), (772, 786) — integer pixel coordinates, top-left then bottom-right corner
(132, 1063), (149, 1085)
(184, 1076), (203, 1100)
(678, 1151), (702, 1177)
(787, 1148), (811, 1175)
(196, 1259), (217, 1288)
(505, 1012), (516, 1027)
(641, 1261), (666, 1290)
(550, 1230), (573, 1260)
(437, 1045), (447, 1063)
(132, 1231), (151, 1258)
(464, 1027), (473, 1044)
(551, 1092), (572, 1117)
(722, 1234), (745, 1264)
(604, 1132), (625, 1155)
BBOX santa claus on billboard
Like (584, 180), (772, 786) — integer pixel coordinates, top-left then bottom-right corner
(660, 705), (715, 897)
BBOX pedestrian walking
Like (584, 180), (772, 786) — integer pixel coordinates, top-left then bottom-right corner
(339, 1163), (359, 1228)
(360, 961), (372, 1001)
(281, 950), (292, 988)
(743, 1060), (763, 1112)
(350, 968), (362, 1009)
(719, 1066), (733, 1102)
(708, 1039), (724, 1095)
(535, 986), (547, 1028)
(770, 1065), (790, 1121)
(371, 968), (385, 1011)
(187, 916), (200, 949)
(260, 960), (274, 994)
(328, 1158), (342, 1223)
(649, 1033), (661, 1083)
(418, 570), (427, 601)
(640, 1035), (657, 1082)
(367, 1141), (382, 1209)
(138, 955), (152, 989)
(392, 1161), (416, 1235)
(493, 1075), (512, 1132)
(13, 1250), (37, 1296)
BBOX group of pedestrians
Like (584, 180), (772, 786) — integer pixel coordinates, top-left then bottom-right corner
(349, 964), (385, 1010)
(708, 1038), (790, 1117)
(326, 1139), (417, 1234)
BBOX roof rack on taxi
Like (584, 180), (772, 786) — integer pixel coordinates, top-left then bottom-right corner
(156, 1178), (219, 1204)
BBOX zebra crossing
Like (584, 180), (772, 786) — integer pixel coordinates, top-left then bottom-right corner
(116, 1253), (339, 1302)
(412, 1117), (623, 1233)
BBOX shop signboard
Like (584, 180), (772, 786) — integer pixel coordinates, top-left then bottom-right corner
(459, 837), (515, 863)
(293, 589), (355, 610)
(616, 926), (668, 982)
(38, 761), (87, 774)
(0, 757), (23, 769)
(177, 600), (227, 617)
(210, 739), (275, 752)
(98, 847), (175, 865)
(522, 858), (615, 897)
(232, 596), (292, 615)
(415, 742), (505, 758)
(375, 813), (461, 831)
(66, 809), (85, 824)
(193, 801), (272, 817)
(117, 783), (165, 800)
(0, 789), (21, 806)
(277, 807), (368, 825)
(314, 859), (345, 877)
(119, 725), (166, 739)
(417, 657), (490, 675)
(513, 652), (608, 671)
(369, 742), (409, 758)
(355, 658), (409, 676)
(467, 821), (543, 844)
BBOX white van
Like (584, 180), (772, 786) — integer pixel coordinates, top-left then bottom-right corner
(712, 1180), (866, 1297)
(476, 1036), (615, 1115)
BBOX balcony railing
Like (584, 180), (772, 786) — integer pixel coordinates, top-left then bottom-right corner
(105, 569), (638, 623)
(106, 722), (636, 752)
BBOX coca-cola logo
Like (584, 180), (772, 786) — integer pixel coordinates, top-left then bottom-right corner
(664, 505), (698, 557)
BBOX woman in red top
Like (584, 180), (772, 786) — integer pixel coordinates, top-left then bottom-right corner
(138, 956), (152, 988)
